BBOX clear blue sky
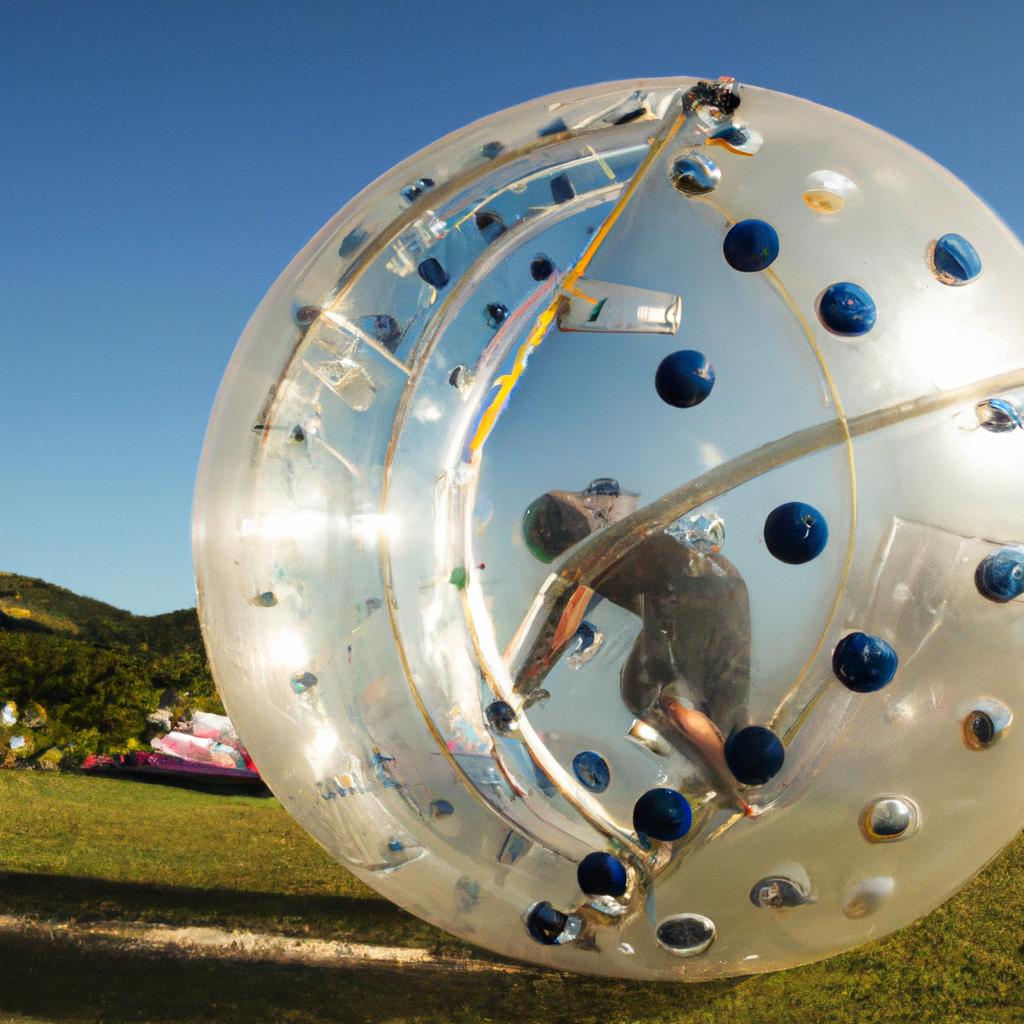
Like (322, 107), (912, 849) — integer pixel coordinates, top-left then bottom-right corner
(2, 0), (1022, 615)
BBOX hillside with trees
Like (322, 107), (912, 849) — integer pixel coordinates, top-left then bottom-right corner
(0, 573), (221, 762)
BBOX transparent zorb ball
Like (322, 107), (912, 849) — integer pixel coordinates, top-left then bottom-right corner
(194, 76), (1024, 979)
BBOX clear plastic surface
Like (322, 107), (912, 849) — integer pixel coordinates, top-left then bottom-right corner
(194, 77), (1024, 979)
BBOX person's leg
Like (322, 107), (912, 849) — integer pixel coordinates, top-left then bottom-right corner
(658, 691), (753, 816)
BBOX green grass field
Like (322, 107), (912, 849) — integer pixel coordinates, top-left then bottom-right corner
(0, 772), (1021, 1024)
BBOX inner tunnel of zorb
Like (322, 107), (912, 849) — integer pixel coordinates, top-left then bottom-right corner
(193, 76), (1024, 980)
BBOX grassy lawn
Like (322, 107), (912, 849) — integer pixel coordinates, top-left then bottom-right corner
(0, 772), (1021, 1024)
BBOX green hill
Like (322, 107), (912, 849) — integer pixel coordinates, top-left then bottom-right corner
(0, 572), (203, 655)
(0, 573), (219, 761)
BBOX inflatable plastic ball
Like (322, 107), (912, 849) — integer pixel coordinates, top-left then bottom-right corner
(194, 76), (1024, 979)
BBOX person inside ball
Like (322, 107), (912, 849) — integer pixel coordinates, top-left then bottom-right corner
(520, 479), (752, 810)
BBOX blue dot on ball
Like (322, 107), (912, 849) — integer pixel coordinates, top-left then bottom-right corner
(818, 282), (876, 335)
(572, 751), (610, 793)
(526, 902), (568, 944)
(530, 254), (555, 281)
(933, 233), (981, 285)
(485, 302), (509, 328)
(655, 350), (715, 408)
(429, 799), (454, 818)
(763, 501), (828, 564)
(485, 700), (516, 732)
(724, 726), (784, 785)
(723, 219), (780, 272)
(976, 547), (1024, 603)
(577, 852), (628, 897)
(832, 632), (899, 692)
(417, 257), (449, 289)
(632, 788), (692, 842)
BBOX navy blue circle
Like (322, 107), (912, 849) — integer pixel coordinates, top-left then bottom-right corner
(832, 632), (899, 692)
(725, 726), (785, 785)
(526, 902), (568, 944)
(818, 282), (876, 335)
(632, 788), (692, 841)
(933, 233), (981, 284)
(723, 219), (780, 272)
(572, 751), (610, 792)
(577, 852), (628, 897)
(485, 700), (516, 732)
(976, 547), (1024, 603)
(486, 302), (509, 327)
(417, 257), (449, 289)
(655, 350), (715, 408)
(763, 502), (828, 564)
(530, 254), (555, 281)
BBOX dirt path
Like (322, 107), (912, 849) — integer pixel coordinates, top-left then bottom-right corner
(0, 914), (535, 974)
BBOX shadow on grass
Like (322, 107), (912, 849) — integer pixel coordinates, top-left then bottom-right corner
(0, 871), (451, 951)
(0, 930), (743, 1024)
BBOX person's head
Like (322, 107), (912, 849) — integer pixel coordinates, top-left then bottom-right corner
(522, 479), (637, 562)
